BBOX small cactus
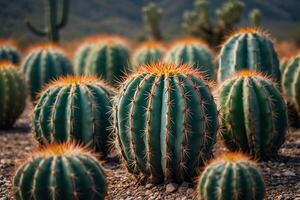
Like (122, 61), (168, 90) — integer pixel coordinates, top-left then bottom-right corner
(33, 76), (115, 156)
(218, 28), (280, 82)
(198, 152), (265, 200)
(0, 62), (28, 129)
(0, 40), (20, 64)
(21, 44), (73, 100)
(13, 143), (107, 200)
(142, 2), (163, 40)
(249, 9), (262, 27)
(164, 38), (214, 80)
(133, 40), (165, 67)
(113, 63), (218, 183)
(218, 70), (288, 159)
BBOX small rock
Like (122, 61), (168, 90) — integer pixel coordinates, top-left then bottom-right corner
(187, 188), (194, 195)
(166, 183), (178, 193)
(145, 190), (151, 196)
(145, 183), (153, 189)
(282, 170), (296, 176)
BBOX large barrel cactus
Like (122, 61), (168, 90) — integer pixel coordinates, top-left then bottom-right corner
(13, 143), (107, 200)
(164, 38), (214, 80)
(33, 76), (115, 156)
(198, 152), (265, 200)
(0, 41), (20, 64)
(21, 44), (73, 100)
(85, 37), (131, 85)
(218, 28), (280, 82)
(113, 63), (218, 183)
(219, 70), (288, 159)
(0, 62), (28, 129)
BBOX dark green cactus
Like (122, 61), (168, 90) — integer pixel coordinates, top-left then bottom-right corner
(21, 44), (73, 101)
(84, 38), (131, 85)
(0, 41), (20, 64)
(0, 62), (27, 129)
(113, 63), (218, 183)
(164, 38), (214, 80)
(143, 2), (163, 40)
(26, 0), (69, 43)
(218, 28), (281, 82)
(13, 143), (107, 200)
(249, 9), (262, 27)
(219, 71), (288, 159)
(74, 43), (93, 75)
(198, 152), (265, 200)
(32, 76), (115, 156)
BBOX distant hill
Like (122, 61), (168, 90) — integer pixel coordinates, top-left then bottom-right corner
(1, 0), (300, 45)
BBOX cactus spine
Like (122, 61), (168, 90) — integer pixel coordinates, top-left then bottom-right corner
(21, 45), (73, 100)
(113, 63), (218, 183)
(219, 71), (288, 159)
(26, 0), (69, 43)
(0, 41), (20, 64)
(249, 9), (262, 27)
(13, 143), (107, 200)
(143, 2), (163, 40)
(33, 76), (115, 156)
(218, 28), (281, 82)
(0, 62), (27, 129)
(198, 153), (265, 200)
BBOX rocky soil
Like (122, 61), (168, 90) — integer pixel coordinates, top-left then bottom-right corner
(0, 105), (299, 200)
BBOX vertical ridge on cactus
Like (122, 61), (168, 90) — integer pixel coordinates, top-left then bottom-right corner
(0, 40), (20, 64)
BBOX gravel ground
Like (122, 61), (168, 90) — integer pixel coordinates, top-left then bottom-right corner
(0, 105), (299, 200)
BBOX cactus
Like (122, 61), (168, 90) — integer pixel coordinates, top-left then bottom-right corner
(164, 38), (214, 80)
(198, 152), (265, 200)
(21, 44), (73, 101)
(133, 40), (165, 67)
(280, 57), (290, 74)
(143, 2), (163, 40)
(13, 143), (107, 200)
(26, 0), (69, 43)
(218, 28), (281, 82)
(84, 37), (131, 85)
(249, 9), (262, 27)
(113, 63), (218, 183)
(0, 62), (27, 129)
(0, 40), (20, 64)
(74, 43), (93, 75)
(219, 70), (288, 159)
(32, 76), (115, 156)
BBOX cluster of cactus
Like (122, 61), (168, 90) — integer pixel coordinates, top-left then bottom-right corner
(13, 143), (107, 200)
(142, 2), (163, 41)
(218, 28), (281, 82)
(164, 38), (214, 80)
(0, 40), (20, 64)
(32, 76), (115, 156)
(113, 63), (218, 183)
(26, 0), (69, 43)
(198, 152), (265, 200)
(0, 62), (28, 129)
(21, 44), (73, 100)
(218, 70), (288, 159)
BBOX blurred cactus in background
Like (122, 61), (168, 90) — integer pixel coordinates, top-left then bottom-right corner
(143, 2), (163, 41)
(26, 0), (69, 43)
(249, 9), (262, 27)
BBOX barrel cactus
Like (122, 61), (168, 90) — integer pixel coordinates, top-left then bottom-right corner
(113, 63), (218, 183)
(219, 70), (288, 159)
(198, 152), (265, 200)
(21, 44), (73, 100)
(164, 38), (214, 80)
(218, 28), (280, 82)
(13, 143), (107, 200)
(133, 41), (165, 67)
(74, 43), (93, 75)
(85, 37), (131, 85)
(32, 76), (115, 156)
(0, 40), (20, 64)
(0, 62), (27, 129)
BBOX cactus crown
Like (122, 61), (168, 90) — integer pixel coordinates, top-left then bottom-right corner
(213, 152), (254, 163)
(138, 40), (163, 49)
(0, 39), (18, 48)
(0, 61), (16, 68)
(26, 43), (64, 54)
(172, 37), (207, 47)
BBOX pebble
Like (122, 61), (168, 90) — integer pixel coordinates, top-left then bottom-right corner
(282, 170), (296, 176)
(166, 183), (178, 193)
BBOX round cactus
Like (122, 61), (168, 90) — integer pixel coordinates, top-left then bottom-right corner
(218, 70), (288, 159)
(32, 76), (115, 156)
(218, 28), (280, 82)
(133, 40), (165, 67)
(84, 37), (131, 85)
(0, 40), (20, 64)
(164, 38), (214, 80)
(74, 43), (93, 75)
(198, 152), (265, 200)
(113, 63), (218, 183)
(13, 143), (107, 200)
(0, 62), (28, 129)
(21, 44), (73, 101)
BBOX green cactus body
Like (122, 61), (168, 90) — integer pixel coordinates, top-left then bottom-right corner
(218, 28), (280, 82)
(114, 63), (218, 183)
(198, 153), (265, 200)
(33, 76), (115, 156)
(13, 143), (107, 200)
(219, 71), (288, 159)
(0, 62), (27, 129)
(0, 45), (20, 64)
(85, 39), (131, 85)
(21, 45), (73, 100)
(280, 58), (289, 74)
(74, 43), (93, 75)
(165, 39), (214, 80)
(133, 41), (164, 67)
